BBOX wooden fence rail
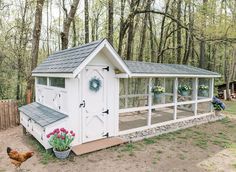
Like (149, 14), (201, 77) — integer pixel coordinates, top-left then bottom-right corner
(0, 100), (19, 130)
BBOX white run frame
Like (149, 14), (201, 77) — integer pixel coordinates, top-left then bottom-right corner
(118, 77), (214, 135)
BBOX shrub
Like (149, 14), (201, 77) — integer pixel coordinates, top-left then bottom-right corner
(212, 96), (225, 111)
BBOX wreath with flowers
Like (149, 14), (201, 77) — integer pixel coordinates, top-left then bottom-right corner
(89, 77), (102, 92)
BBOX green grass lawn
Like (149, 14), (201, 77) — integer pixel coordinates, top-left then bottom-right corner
(223, 100), (236, 115)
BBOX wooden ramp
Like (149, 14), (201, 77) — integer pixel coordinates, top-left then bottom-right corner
(72, 137), (126, 155)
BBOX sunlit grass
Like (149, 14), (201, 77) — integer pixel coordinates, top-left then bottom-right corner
(223, 101), (236, 115)
(29, 136), (56, 164)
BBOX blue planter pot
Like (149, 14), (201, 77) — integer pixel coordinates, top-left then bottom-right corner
(154, 93), (163, 99)
(199, 90), (208, 97)
(181, 91), (189, 96)
(53, 147), (71, 159)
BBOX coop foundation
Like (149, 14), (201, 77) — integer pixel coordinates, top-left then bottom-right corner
(119, 113), (224, 142)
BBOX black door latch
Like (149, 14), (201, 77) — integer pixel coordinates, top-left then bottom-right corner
(79, 100), (85, 108)
(102, 109), (109, 114)
(102, 66), (109, 71)
(103, 132), (109, 138)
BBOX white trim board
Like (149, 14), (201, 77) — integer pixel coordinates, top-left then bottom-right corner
(32, 73), (74, 78)
(129, 73), (221, 78)
(119, 98), (212, 114)
(118, 112), (214, 135)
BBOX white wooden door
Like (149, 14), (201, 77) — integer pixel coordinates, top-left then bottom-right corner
(82, 66), (109, 143)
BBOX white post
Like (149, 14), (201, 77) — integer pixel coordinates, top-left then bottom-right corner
(125, 79), (128, 108)
(147, 78), (152, 126)
(192, 78), (198, 115)
(173, 78), (178, 120)
(47, 77), (49, 86)
(209, 78), (214, 112)
(115, 78), (120, 135)
(161, 78), (166, 104)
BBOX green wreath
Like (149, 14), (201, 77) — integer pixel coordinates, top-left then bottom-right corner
(89, 77), (102, 92)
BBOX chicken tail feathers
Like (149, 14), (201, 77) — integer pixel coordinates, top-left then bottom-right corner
(7, 147), (12, 154)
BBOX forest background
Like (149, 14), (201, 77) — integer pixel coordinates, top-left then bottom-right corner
(0, 0), (235, 103)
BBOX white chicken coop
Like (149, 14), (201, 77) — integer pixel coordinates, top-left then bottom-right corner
(19, 39), (220, 150)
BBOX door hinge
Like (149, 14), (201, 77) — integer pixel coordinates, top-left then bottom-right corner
(79, 100), (85, 108)
(102, 66), (109, 71)
(103, 132), (109, 138)
(102, 109), (109, 114)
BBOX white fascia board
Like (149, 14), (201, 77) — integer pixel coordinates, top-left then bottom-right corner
(115, 73), (129, 78)
(129, 73), (221, 78)
(103, 39), (131, 75)
(73, 39), (131, 77)
(32, 73), (74, 78)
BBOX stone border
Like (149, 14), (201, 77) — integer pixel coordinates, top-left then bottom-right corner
(119, 114), (224, 142)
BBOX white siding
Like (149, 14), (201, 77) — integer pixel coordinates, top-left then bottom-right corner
(34, 78), (81, 147)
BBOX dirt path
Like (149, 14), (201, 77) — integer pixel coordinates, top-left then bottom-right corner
(1, 116), (236, 172)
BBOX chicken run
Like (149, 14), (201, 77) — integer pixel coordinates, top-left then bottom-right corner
(18, 39), (221, 152)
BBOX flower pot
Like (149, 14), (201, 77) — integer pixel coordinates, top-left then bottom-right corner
(199, 90), (208, 97)
(154, 93), (163, 99)
(53, 148), (71, 159)
(180, 91), (189, 96)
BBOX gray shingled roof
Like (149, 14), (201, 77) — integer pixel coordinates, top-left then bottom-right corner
(32, 38), (219, 76)
(33, 39), (104, 73)
(124, 60), (219, 76)
(19, 102), (68, 127)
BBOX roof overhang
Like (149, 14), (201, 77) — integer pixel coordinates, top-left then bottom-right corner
(32, 72), (74, 78)
(116, 73), (221, 78)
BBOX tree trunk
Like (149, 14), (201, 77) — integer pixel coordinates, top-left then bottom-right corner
(16, 0), (28, 101)
(91, 18), (95, 41)
(61, 0), (80, 50)
(126, 0), (140, 60)
(157, 0), (170, 63)
(138, 0), (151, 61)
(108, 0), (113, 45)
(148, 14), (155, 62)
(182, 1), (191, 64)
(72, 19), (77, 47)
(176, 0), (182, 64)
(118, 0), (126, 56)
(126, 15), (134, 60)
(46, 0), (49, 56)
(84, 0), (89, 43)
(224, 43), (231, 100)
(26, 0), (45, 104)
(199, 0), (207, 68)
